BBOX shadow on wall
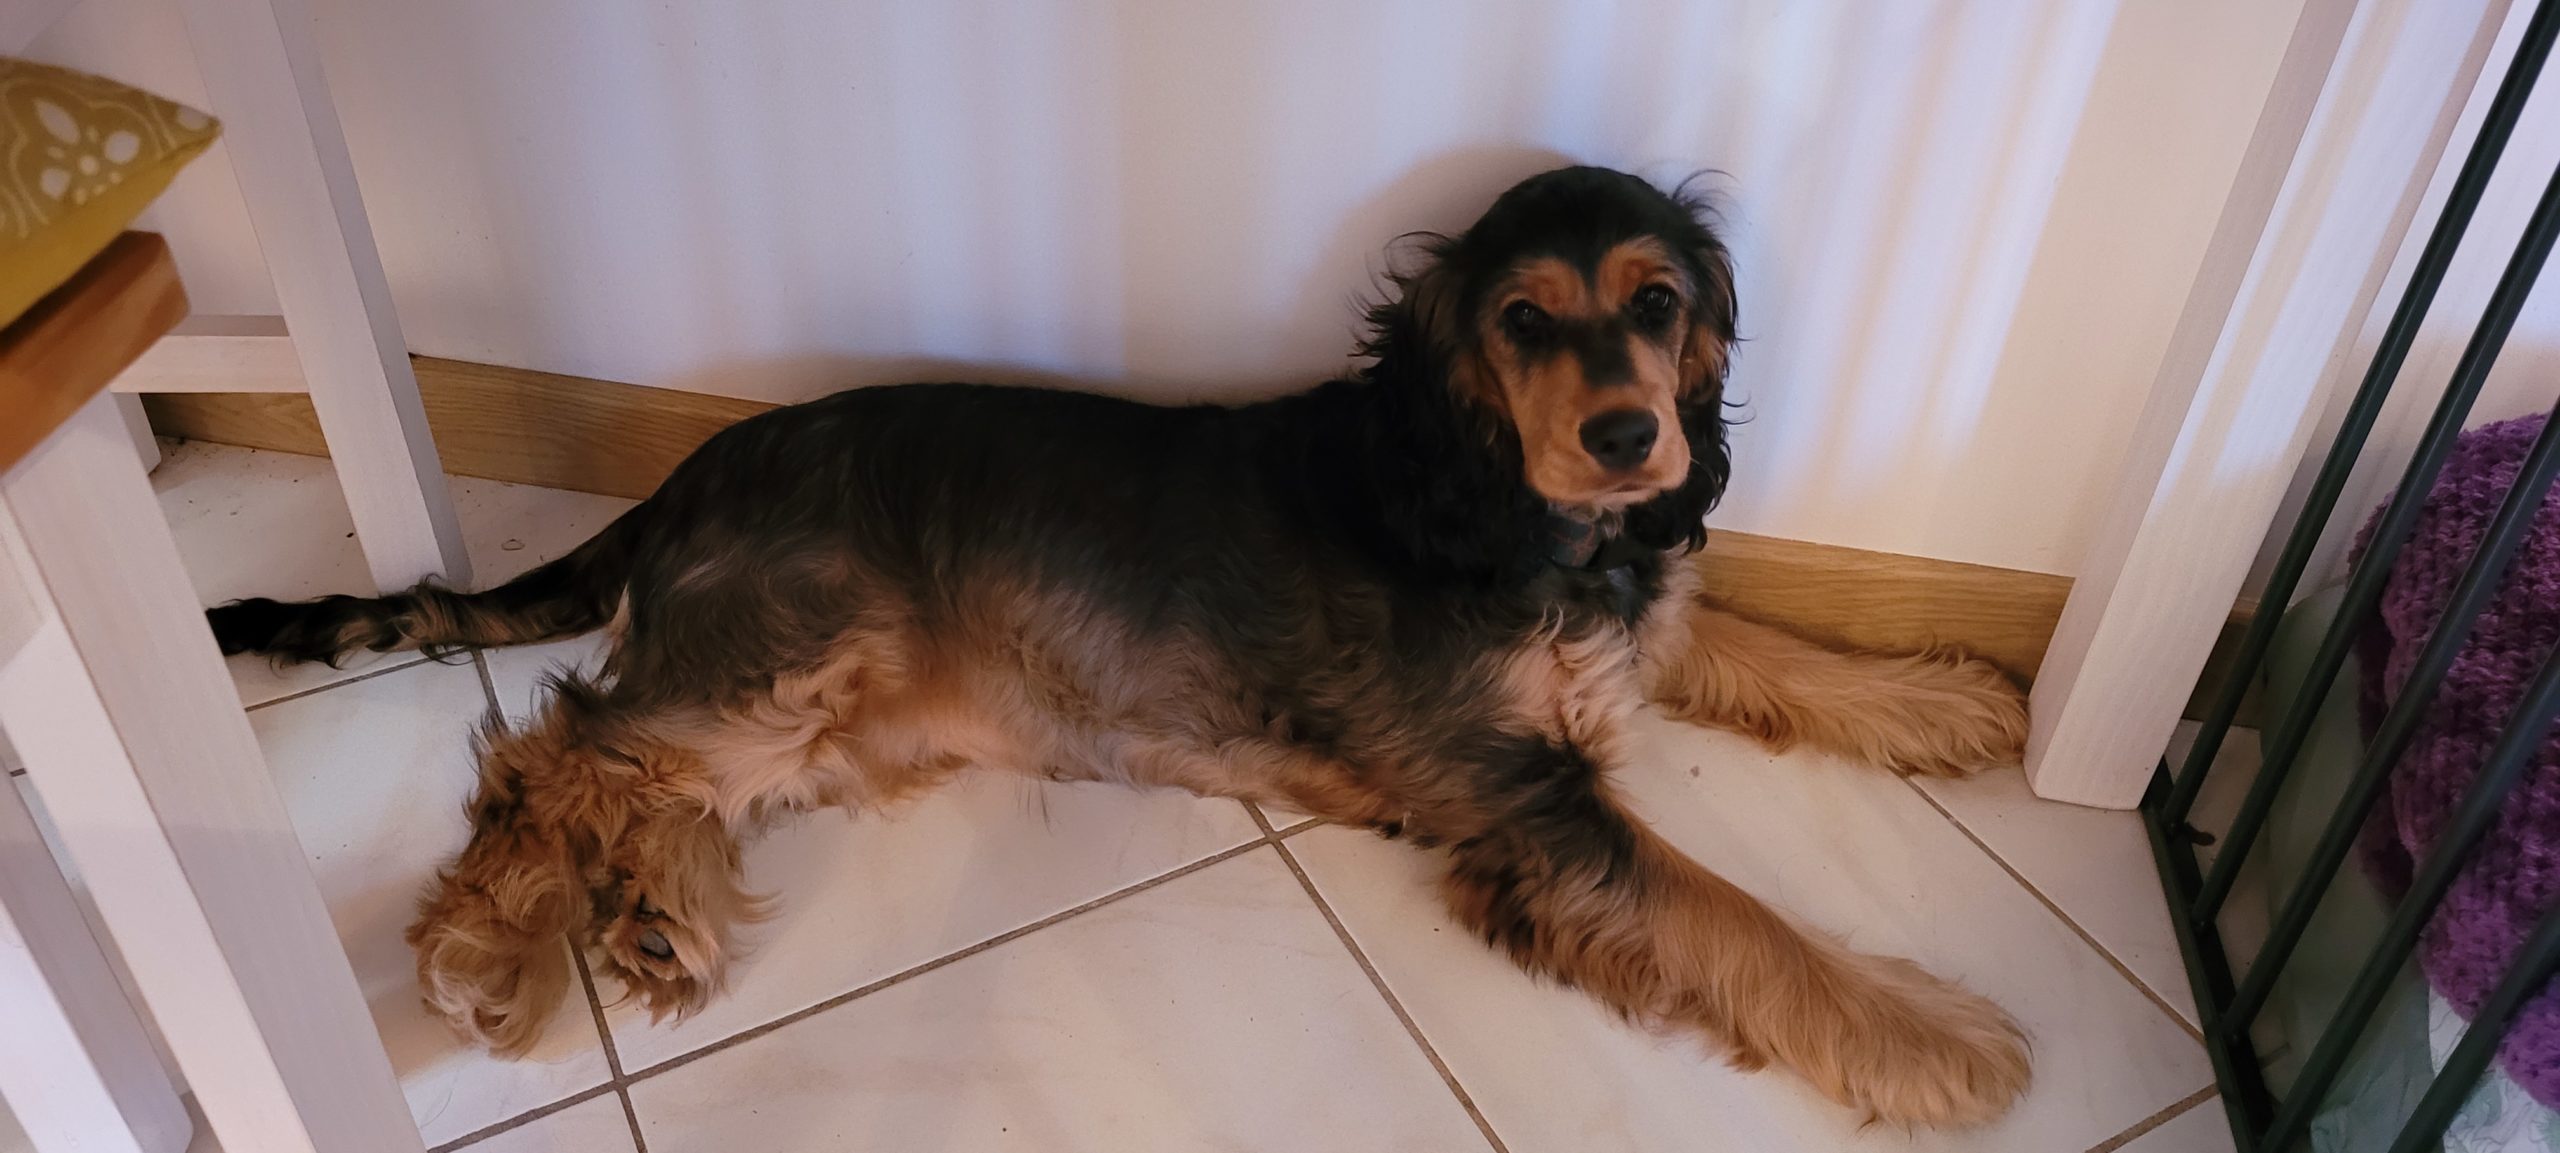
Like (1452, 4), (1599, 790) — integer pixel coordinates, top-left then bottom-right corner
(1729, 0), (2121, 567)
(653, 145), (1583, 404)
(43, 0), (2322, 574)
(430, 0), (2113, 570)
(654, 353), (1119, 405)
(1264, 146), (1582, 393)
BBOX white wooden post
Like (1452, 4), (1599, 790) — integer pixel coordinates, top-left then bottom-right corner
(0, 397), (423, 1153)
(111, 393), (161, 472)
(110, 315), (306, 393)
(173, 0), (470, 592)
(0, 494), (187, 1153)
(0, 777), (192, 1153)
(2027, 0), (2516, 807)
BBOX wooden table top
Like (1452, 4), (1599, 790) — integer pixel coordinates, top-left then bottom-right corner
(0, 233), (187, 475)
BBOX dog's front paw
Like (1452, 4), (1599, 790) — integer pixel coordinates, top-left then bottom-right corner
(1872, 651), (2029, 778)
(1826, 955), (2031, 1128)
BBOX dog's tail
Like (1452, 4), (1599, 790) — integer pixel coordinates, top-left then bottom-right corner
(208, 503), (650, 665)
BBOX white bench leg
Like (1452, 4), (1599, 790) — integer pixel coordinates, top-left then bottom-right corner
(175, 0), (470, 593)
(2026, 0), (2510, 806)
(0, 397), (422, 1153)
(111, 393), (160, 474)
(0, 774), (190, 1153)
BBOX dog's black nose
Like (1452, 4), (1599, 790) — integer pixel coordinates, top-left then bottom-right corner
(1579, 410), (1658, 471)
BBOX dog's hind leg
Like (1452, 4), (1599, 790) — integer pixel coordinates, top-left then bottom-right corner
(408, 694), (603, 1055)
(585, 790), (758, 1024)
(1425, 741), (2029, 1127)
(406, 721), (584, 1056)
(409, 675), (756, 1050)
(1641, 592), (2026, 778)
(411, 608), (970, 1049)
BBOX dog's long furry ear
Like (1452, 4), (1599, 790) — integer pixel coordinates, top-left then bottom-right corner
(1357, 233), (1467, 383)
(1678, 229), (1738, 398)
(1355, 234), (1549, 582)
(1628, 207), (1739, 555)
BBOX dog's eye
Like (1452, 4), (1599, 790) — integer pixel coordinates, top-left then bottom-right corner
(1501, 300), (1550, 341)
(1631, 284), (1679, 327)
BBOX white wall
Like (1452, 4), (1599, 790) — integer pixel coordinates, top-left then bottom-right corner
(34, 0), (2309, 575)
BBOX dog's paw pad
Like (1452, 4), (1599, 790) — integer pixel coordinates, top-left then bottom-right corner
(595, 889), (718, 1020)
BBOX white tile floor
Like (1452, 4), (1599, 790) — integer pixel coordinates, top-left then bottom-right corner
(0, 442), (2239, 1153)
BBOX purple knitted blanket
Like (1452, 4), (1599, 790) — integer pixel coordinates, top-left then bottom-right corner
(2357, 412), (2560, 1107)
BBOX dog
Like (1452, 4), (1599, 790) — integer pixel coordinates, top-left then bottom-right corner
(211, 166), (2033, 1127)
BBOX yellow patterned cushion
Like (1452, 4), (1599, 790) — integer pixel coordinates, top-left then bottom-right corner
(0, 59), (218, 327)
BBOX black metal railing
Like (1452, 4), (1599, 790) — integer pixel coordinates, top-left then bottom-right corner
(2144, 2), (2560, 1148)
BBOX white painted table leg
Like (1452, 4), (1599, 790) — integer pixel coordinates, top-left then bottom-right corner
(0, 773), (190, 1153)
(112, 393), (160, 473)
(2027, 0), (2509, 807)
(0, 397), (422, 1153)
(174, 0), (469, 592)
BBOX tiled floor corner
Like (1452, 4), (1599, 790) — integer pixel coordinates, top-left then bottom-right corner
(1911, 763), (2200, 1029)
(1911, 721), (2272, 1037)
(0, 443), (2261, 1152)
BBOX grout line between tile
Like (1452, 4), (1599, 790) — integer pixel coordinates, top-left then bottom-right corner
(443, 798), (1276, 1148)
(1269, 836), (1512, 1153)
(454, 800), (1319, 1148)
(1901, 776), (2206, 1044)
(574, 950), (627, 1079)
(428, 652), (649, 1153)
(1243, 800), (1329, 839)
(331, 718), (2189, 1153)
(471, 648), (504, 720)
(242, 652), (441, 712)
(2084, 1082), (2218, 1153)
(425, 1083), (623, 1153)
(617, 836), (1272, 1087)
(573, 944), (651, 1153)
(343, 604), (2196, 1149)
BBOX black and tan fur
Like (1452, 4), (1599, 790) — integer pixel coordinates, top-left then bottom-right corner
(213, 167), (2032, 1127)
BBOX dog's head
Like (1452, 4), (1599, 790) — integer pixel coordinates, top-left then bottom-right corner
(1369, 167), (1736, 531)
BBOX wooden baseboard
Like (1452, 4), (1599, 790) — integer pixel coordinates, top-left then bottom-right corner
(144, 356), (764, 501)
(1696, 533), (2069, 678)
(146, 359), (2096, 679)
(3, 233), (187, 475)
